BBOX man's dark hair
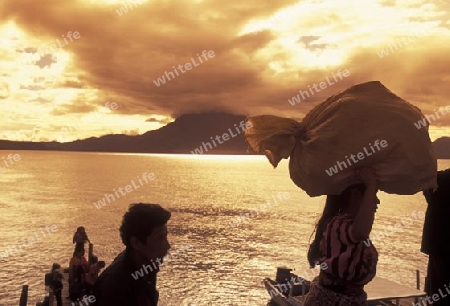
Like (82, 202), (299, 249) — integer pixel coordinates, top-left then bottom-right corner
(120, 203), (171, 248)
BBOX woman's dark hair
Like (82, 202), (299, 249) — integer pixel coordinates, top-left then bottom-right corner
(307, 183), (366, 268)
(73, 226), (89, 244)
(120, 203), (171, 249)
(73, 245), (85, 257)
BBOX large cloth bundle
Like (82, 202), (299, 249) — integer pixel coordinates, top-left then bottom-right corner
(245, 81), (437, 196)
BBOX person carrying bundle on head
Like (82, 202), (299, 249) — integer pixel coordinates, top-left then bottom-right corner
(304, 168), (380, 306)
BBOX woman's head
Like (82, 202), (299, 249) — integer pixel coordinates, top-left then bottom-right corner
(91, 255), (98, 264)
(77, 226), (85, 233)
(328, 183), (366, 213)
(51, 263), (61, 272)
(307, 183), (367, 268)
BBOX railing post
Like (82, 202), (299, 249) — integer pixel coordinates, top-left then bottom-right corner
(89, 243), (94, 264)
(416, 269), (420, 290)
(19, 285), (28, 306)
(415, 269), (420, 304)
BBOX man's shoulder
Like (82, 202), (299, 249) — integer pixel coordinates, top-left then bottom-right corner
(95, 253), (133, 289)
(93, 255), (136, 306)
(93, 251), (159, 306)
(97, 253), (132, 283)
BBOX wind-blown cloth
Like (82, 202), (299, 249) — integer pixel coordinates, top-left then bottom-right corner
(244, 81), (437, 197)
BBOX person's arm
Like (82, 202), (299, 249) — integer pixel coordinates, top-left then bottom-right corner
(88, 265), (96, 277)
(83, 232), (90, 243)
(83, 257), (90, 271)
(352, 168), (378, 240)
(69, 258), (74, 282)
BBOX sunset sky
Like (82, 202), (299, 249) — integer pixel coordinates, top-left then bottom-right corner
(0, 0), (449, 142)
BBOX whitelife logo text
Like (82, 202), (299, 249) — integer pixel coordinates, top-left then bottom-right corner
(153, 50), (215, 87)
(190, 120), (252, 154)
(18, 31), (81, 65)
(325, 140), (388, 177)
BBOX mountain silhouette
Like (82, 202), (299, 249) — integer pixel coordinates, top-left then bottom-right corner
(0, 112), (448, 158)
(0, 112), (251, 154)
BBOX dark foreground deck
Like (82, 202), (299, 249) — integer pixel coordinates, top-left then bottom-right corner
(266, 274), (427, 306)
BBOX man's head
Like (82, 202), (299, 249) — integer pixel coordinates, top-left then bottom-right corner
(120, 203), (171, 262)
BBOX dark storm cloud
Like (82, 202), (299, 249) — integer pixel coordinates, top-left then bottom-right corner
(0, 0), (296, 116)
(1, 0), (450, 130)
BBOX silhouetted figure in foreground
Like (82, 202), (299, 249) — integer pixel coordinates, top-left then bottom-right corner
(304, 168), (380, 305)
(421, 168), (450, 306)
(93, 203), (171, 306)
(50, 263), (64, 306)
(69, 246), (90, 301)
(85, 256), (105, 295)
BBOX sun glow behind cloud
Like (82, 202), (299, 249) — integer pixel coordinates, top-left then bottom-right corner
(0, 18), (168, 142)
(241, 0), (445, 73)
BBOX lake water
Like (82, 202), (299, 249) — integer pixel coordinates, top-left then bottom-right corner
(0, 151), (448, 305)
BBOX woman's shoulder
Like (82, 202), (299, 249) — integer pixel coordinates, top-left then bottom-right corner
(325, 214), (355, 236)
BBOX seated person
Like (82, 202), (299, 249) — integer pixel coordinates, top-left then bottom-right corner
(85, 256), (106, 294)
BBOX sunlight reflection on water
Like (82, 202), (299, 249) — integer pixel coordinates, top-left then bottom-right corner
(0, 151), (447, 305)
